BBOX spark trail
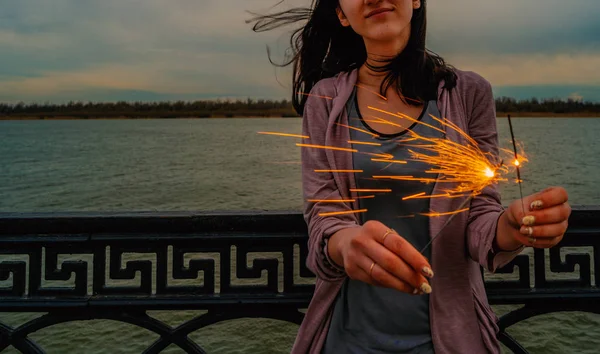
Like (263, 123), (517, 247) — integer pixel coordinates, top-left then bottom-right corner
(257, 89), (529, 252)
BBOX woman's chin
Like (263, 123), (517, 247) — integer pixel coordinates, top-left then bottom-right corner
(364, 31), (407, 46)
(361, 24), (408, 42)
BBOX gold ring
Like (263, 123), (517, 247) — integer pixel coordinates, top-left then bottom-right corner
(528, 236), (536, 244)
(382, 228), (395, 243)
(369, 262), (375, 277)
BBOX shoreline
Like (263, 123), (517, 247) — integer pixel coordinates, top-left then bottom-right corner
(496, 111), (600, 118)
(1, 112), (600, 120)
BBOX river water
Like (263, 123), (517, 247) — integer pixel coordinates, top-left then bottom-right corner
(1, 117), (599, 353)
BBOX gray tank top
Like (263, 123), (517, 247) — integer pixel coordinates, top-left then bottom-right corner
(323, 88), (444, 353)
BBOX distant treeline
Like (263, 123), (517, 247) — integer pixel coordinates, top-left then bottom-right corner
(0, 97), (599, 119)
(0, 99), (298, 119)
(494, 97), (600, 115)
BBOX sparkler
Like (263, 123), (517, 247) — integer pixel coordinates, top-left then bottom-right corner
(359, 107), (525, 254)
(258, 89), (528, 254)
(507, 114), (526, 215)
(419, 195), (474, 253)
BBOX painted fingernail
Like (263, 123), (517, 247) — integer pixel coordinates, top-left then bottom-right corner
(522, 215), (535, 226)
(520, 226), (533, 236)
(530, 200), (543, 211)
(420, 283), (432, 294)
(422, 266), (434, 278)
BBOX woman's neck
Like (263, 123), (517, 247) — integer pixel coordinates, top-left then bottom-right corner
(357, 65), (386, 89)
(358, 32), (410, 89)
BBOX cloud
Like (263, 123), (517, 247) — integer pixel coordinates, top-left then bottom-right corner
(0, 52), (289, 101)
(447, 52), (600, 86)
(568, 92), (584, 102)
(427, 0), (600, 55)
(1, 0), (599, 102)
(0, 0), (293, 101)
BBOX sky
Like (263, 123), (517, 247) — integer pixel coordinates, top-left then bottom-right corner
(1, 0), (599, 103)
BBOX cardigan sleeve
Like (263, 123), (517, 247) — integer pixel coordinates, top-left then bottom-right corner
(301, 83), (359, 282)
(464, 75), (525, 272)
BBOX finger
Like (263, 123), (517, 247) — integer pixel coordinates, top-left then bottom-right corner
(519, 221), (569, 239)
(383, 230), (433, 278)
(363, 239), (431, 294)
(525, 186), (569, 211)
(522, 203), (571, 226)
(513, 233), (562, 248)
(355, 255), (416, 294)
(362, 220), (434, 279)
(362, 221), (433, 278)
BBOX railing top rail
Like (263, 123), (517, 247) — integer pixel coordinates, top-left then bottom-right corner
(1, 205), (598, 235)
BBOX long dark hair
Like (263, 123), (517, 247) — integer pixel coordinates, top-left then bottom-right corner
(248, 0), (457, 115)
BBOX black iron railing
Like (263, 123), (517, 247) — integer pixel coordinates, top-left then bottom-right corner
(0, 207), (599, 353)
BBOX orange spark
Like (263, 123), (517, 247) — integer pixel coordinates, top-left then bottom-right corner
(314, 169), (363, 173)
(402, 192), (426, 200)
(367, 152), (395, 159)
(363, 117), (404, 129)
(372, 175), (438, 185)
(319, 209), (368, 217)
(402, 192), (467, 201)
(426, 113), (479, 147)
(297, 92), (333, 100)
(363, 105), (529, 200)
(368, 108), (445, 135)
(296, 143), (358, 153)
(350, 188), (392, 193)
(397, 137), (420, 143)
(355, 84), (388, 101)
(354, 83), (423, 105)
(258, 132), (309, 139)
(397, 94), (424, 105)
(308, 199), (355, 203)
(348, 140), (382, 146)
(258, 95), (528, 226)
(371, 158), (407, 164)
(420, 207), (470, 217)
(335, 123), (379, 138)
(500, 145), (529, 172)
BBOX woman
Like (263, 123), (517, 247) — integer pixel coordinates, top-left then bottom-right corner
(250, 1), (571, 353)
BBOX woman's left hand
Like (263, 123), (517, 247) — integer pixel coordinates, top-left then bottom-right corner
(505, 186), (571, 248)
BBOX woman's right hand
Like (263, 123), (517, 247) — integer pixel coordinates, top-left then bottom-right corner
(329, 220), (434, 295)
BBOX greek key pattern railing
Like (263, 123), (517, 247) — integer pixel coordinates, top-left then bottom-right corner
(0, 207), (599, 353)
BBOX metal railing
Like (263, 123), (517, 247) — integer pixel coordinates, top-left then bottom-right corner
(1, 207), (599, 353)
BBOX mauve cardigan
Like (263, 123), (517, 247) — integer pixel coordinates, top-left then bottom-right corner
(292, 68), (524, 354)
